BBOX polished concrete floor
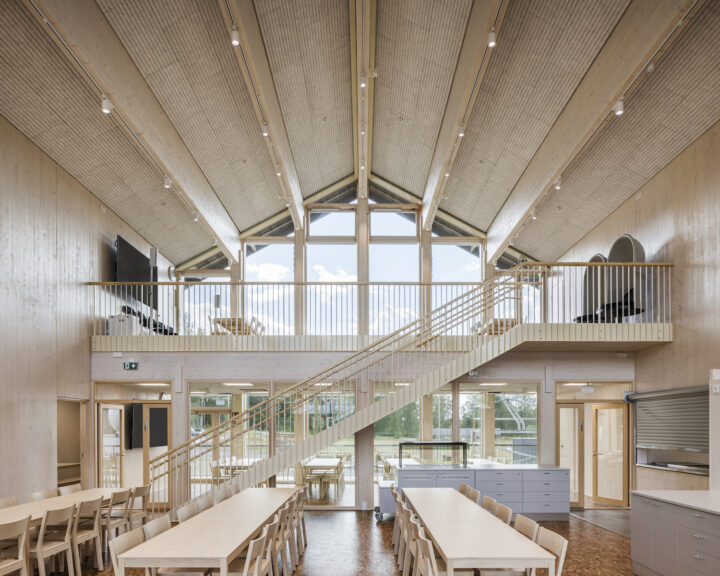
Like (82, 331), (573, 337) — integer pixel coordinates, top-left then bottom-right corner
(571, 509), (631, 538)
(90, 510), (632, 576)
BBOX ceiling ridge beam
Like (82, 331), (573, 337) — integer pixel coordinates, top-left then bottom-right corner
(421, 0), (506, 231)
(485, 0), (699, 263)
(222, 0), (304, 231)
(28, 0), (242, 263)
(351, 0), (377, 199)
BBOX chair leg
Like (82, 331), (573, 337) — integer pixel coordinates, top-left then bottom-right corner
(279, 543), (290, 576)
(67, 548), (76, 576)
(37, 556), (47, 576)
(289, 532), (299, 569)
(402, 543), (412, 576)
(73, 542), (82, 576)
(94, 535), (104, 571)
(300, 516), (307, 551)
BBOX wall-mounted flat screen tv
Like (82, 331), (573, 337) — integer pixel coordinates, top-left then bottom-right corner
(115, 235), (157, 309)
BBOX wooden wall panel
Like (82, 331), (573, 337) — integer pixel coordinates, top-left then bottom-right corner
(0, 114), (171, 500)
(562, 119), (720, 490)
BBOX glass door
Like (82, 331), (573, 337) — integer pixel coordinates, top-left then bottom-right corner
(593, 404), (628, 506)
(557, 404), (584, 508)
(98, 404), (124, 488)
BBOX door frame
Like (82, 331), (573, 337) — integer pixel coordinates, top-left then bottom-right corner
(97, 403), (125, 488)
(592, 403), (629, 507)
(555, 403), (585, 509)
(142, 402), (173, 485)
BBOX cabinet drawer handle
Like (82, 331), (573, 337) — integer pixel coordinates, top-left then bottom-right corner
(544, 504), (551, 507)
(693, 534), (705, 540)
(543, 472), (551, 475)
(543, 483), (551, 486)
(693, 514), (706, 519)
(694, 554), (705, 561)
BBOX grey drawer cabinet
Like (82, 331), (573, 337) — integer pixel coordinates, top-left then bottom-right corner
(436, 470), (474, 490)
(631, 493), (720, 576)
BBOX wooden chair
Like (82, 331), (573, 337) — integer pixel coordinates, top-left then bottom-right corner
(537, 527), (568, 576)
(176, 502), (197, 523)
(108, 527), (144, 576)
(468, 488), (481, 504)
(391, 486), (400, 548)
(513, 514), (539, 542)
(129, 485), (151, 528)
(416, 530), (473, 576)
(405, 516), (423, 576)
(29, 504), (76, 576)
(102, 489), (132, 548)
(0, 498), (18, 510)
(481, 495), (497, 515)
(284, 498), (299, 570)
(250, 517), (280, 576)
(393, 491), (405, 557)
(30, 490), (58, 502)
(231, 525), (269, 576)
(0, 516), (30, 576)
(213, 484), (229, 505)
(294, 490), (307, 554)
(58, 484), (82, 496)
(71, 497), (103, 576)
(398, 503), (416, 574)
(495, 503), (512, 524)
(196, 491), (213, 513)
(142, 515), (171, 540)
(458, 483), (471, 498)
(269, 505), (291, 576)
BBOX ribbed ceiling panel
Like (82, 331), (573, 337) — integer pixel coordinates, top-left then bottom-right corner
(515, 1), (720, 261)
(372, 0), (473, 196)
(0, 0), (212, 264)
(98, 0), (286, 232)
(442, 0), (630, 231)
(255, 0), (353, 197)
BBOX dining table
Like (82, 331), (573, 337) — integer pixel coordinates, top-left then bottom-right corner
(403, 487), (556, 576)
(118, 487), (297, 576)
(0, 487), (123, 526)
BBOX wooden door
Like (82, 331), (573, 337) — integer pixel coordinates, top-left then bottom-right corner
(593, 403), (628, 506)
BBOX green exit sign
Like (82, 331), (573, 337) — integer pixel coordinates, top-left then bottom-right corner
(123, 361), (138, 370)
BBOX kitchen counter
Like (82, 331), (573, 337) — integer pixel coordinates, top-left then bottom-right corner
(631, 489), (720, 515)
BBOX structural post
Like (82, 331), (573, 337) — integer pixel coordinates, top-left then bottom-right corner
(267, 381), (276, 487)
(420, 394), (433, 462)
(452, 381), (460, 464)
(294, 226), (305, 335)
(482, 393), (495, 459)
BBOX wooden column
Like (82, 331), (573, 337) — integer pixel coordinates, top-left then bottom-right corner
(483, 393), (495, 459)
(420, 394), (433, 462)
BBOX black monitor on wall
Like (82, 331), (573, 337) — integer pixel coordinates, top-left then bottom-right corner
(115, 236), (157, 309)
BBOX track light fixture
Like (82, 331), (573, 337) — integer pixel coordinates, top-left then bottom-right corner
(613, 98), (624, 116)
(101, 97), (113, 114)
(531, 209), (537, 220)
(444, 172), (450, 178)
(360, 75), (367, 88)
(276, 170), (281, 176)
(262, 123), (269, 137)
(231, 28), (240, 47)
(163, 175), (172, 189)
(458, 124), (465, 137)
(193, 211), (199, 222)
(555, 176), (562, 190)
(488, 28), (496, 48)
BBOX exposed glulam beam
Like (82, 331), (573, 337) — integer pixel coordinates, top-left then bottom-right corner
(29, 0), (243, 263)
(485, 0), (698, 264)
(350, 0), (376, 199)
(223, 0), (304, 231)
(421, 0), (505, 231)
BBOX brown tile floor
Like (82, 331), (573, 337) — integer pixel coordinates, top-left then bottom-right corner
(84, 511), (632, 576)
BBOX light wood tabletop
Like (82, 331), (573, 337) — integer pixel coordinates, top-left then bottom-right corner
(305, 458), (340, 470)
(118, 488), (297, 576)
(403, 487), (556, 576)
(0, 487), (121, 525)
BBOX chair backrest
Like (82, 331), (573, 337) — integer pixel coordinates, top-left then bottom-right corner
(294, 463), (305, 485)
(58, 484), (82, 496)
(295, 489), (305, 513)
(38, 504), (76, 547)
(177, 501), (197, 523)
(401, 503), (414, 539)
(514, 514), (539, 542)
(468, 487), (480, 503)
(31, 489), (59, 501)
(263, 517), (280, 562)
(131, 485), (151, 512)
(74, 497), (103, 536)
(416, 531), (440, 576)
(495, 503), (512, 524)
(459, 483), (470, 497)
(109, 527), (145, 576)
(197, 491), (213, 512)
(243, 525), (268, 576)
(142, 514), (171, 540)
(0, 496), (18, 509)
(108, 488), (132, 521)
(481, 495), (497, 514)
(275, 504), (288, 540)
(0, 515), (30, 560)
(537, 527), (568, 576)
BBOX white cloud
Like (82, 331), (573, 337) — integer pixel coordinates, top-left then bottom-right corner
(312, 265), (357, 283)
(246, 262), (291, 282)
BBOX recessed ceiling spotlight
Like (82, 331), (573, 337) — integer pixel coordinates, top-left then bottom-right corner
(458, 124), (465, 137)
(223, 382), (253, 387)
(554, 176), (562, 190)
(276, 170), (282, 176)
(444, 172), (450, 178)
(360, 75), (367, 88)
(231, 28), (240, 47)
(262, 123), (269, 137)
(613, 98), (624, 116)
(531, 209), (537, 220)
(488, 28), (497, 48)
(163, 175), (172, 189)
(647, 62), (655, 73)
(193, 211), (199, 222)
(360, 165), (365, 170)
(101, 97), (113, 114)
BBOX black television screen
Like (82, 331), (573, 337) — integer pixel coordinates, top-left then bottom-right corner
(126, 404), (169, 449)
(116, 236), (157, 309)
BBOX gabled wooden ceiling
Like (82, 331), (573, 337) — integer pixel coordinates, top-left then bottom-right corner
(0, 0), (717, 264)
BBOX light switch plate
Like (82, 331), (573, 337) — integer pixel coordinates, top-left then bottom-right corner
(712, 383), (720, 394)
